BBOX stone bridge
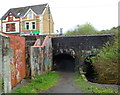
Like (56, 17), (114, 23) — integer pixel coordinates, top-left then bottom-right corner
(51, 34), (114, 71)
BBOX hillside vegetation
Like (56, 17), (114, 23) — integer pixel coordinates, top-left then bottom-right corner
(66, 23), (97, 35)
(65, 23), (118, 35)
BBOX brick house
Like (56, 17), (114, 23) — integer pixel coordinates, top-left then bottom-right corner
(1, 3), (54, 35)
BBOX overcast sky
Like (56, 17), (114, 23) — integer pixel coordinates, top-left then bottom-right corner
(0, 0), (119, 33)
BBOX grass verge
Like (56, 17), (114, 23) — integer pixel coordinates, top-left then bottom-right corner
(74, 75), (118, 93)
(12, 72), (60, 93)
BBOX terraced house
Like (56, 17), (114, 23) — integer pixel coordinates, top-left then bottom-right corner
(1, 3), (54, 35)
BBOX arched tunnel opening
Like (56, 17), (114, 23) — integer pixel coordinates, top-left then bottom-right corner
(53, 53), (75, 72)
(83, 55), (97, 82)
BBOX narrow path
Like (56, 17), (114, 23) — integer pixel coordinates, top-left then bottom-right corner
(41, 71), (82, 93)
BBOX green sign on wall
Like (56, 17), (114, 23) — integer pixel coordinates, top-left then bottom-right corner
(21, 30), (40, 35)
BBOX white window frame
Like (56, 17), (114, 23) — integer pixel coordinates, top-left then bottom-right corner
(25, 22), (29, 30)
(27, 12), (33, 19)
(32, 22), (36, 30)
(25, 22), (36, 30)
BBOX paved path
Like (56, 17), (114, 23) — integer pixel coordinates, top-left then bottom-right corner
(41, 71), (82, 93)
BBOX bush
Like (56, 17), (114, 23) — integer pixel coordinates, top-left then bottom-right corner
(92, 36), (119, 84)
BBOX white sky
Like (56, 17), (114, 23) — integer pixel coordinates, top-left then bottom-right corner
(0, 0), (119, 33)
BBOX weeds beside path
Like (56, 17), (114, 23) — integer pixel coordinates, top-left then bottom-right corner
(74, 75), (119, 93)
(12, 72), (60, 93)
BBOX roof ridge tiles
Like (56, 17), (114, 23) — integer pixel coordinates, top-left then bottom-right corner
(10, 3), (48, 10)
(1, 3), (48, 19)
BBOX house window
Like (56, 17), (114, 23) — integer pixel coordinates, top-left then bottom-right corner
(8, 16), (13, 21)
(32, 22), (36, 29)
(25, 22), (36, 30)
(6, 24), (10, 32)
(28, 12), (33, 19)
(11, 24), (15, 31)
(6, 23), (16, 32)
(26, 22), (29, 30)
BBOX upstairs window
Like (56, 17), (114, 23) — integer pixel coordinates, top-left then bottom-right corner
(6, 24), (10, 32)
(8, 16), (13, 21)
(26, 22), (29, 30)
(25, 22), (36, 30)
(28, 12), (33, 19)
(6, 23), (16, 32)
(11, 24), (15, 31)
(32, 22), (36, 29)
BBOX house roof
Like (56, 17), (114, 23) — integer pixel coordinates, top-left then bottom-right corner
(1, 3), (48, 19)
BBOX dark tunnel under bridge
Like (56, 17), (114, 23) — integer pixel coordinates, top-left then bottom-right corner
(53, 53), (75, 72)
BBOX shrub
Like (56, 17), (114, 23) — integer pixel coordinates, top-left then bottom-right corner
(92, 36), (119, 84)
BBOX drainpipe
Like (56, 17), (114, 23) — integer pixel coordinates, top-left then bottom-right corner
(60, 28), (63, 36)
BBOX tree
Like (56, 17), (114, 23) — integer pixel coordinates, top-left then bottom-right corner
(65, 23), (97, 36)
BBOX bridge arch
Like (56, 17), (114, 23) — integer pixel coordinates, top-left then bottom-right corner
(53, 53), (75, 72)
(82, 54), (97, 82)
(54, 48), (76, 58)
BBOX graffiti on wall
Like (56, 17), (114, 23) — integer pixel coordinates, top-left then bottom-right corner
(44, 38), (52, 71)
(31, 47), (41, 77)
(0, 34), (26, 93)
(2, 37), (11, 93)
(31, 36), (53, 78)
(7, 35), (26, 88)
